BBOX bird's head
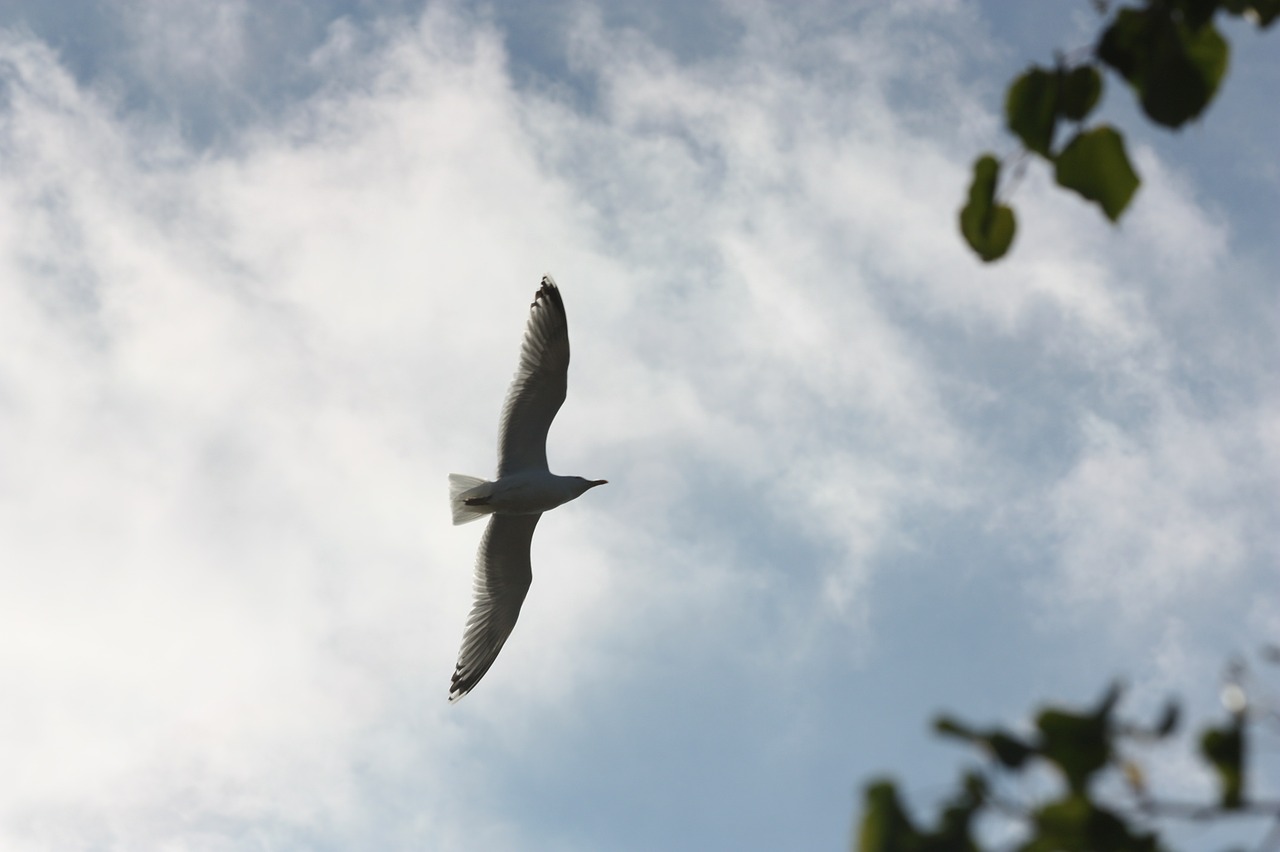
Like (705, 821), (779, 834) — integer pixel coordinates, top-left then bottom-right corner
(574, 477), (608, 496)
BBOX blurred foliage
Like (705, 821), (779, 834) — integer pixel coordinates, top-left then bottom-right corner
(854, 645), (1280, 851)
(959, 156), (1017, 262)
(959, 0), (1276, 261)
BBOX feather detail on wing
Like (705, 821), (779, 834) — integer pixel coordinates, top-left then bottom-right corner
(496, 276), (569, 477)
(448, 513), (540, 702)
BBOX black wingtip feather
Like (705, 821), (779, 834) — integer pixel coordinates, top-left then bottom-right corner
(534, 275), (565, 315)
(449, 665), (477, 703)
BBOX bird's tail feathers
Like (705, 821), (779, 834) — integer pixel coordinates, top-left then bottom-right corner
(448, 474), (493, 525)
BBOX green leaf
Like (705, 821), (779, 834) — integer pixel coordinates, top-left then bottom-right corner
(926, 774), (983, 852)
(961, 772), (987, 801)
(934, 715), (974, 740)
(1006, 67), (1060, 155)
(1036, 711), (1111, 794)
(1175, 0), (1222, 30)
(1163, 20), (1230, 120)
(1023, 795), (1160, 852)
(1053, 126), (1140, 221)
(1201, 719), (1246, 808)
(959, 155), (1016, 262)
(935, 715), (1034, 768)
(987, 732), (1035, 769)
(1032, 685), (1123, 794)
(857, 780), (919, 852)
(1058, 66), (1103, 121)
(1098, 9), (1145, 79)
(1097, 7), (1230, 127)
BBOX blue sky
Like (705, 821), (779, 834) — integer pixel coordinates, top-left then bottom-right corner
(0, 1), (1276, 849)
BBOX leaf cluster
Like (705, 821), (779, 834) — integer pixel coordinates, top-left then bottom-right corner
(853, 665), (1274, 852)
(960, 0), (1274, 261)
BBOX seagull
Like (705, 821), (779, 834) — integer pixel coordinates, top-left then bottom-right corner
(446, 275), (607, 702)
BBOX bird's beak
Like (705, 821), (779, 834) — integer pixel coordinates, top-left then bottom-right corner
(589, 479), (608, 488)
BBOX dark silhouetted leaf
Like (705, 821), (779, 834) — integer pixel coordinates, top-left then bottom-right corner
(1037, 708), (1111, 793)
(1054, 127), (1140, 221)
(988, 732), (1035, 769)
(857, 780), (919, 852)
(916, 771), (984, 852)
(1098, 7), (1230, 127)
(937, 714), (1035, 769)
(1201, 719), (1246, 808)
(961, 772), (987, 802)
(1176, 0), (1222, 30)
(1007, 67), (1060, 155)
(934, 716), (974, 740)
(1098, 9), (1146, 79)
(1023, 795), (1161, 852)
(1155, 20), (1229, 123)
(1059, 66), (1103, 121)
(1032, 684), (1123, 793)
(959, 155), (1016, 262)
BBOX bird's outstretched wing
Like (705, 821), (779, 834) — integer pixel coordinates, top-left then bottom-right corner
(448, 513), (540, 702)
(496, 276), (569, 477)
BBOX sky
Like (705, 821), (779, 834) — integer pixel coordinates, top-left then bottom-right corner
(0, 1), (1276, 850)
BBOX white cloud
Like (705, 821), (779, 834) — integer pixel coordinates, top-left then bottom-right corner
(1045, 404), (1268, 620)
(0, 15), (520, 848)
(122, 0), (251, 83)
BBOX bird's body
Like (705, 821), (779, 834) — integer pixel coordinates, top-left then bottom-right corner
(447, 276), (605, 703)
(450, 470), (602, 519)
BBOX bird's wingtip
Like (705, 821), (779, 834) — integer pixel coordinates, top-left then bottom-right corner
(448, 673), (469, 704)
(533, 275), (564, 313)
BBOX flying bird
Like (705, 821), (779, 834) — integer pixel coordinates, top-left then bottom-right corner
(447, 276), (607, 702)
